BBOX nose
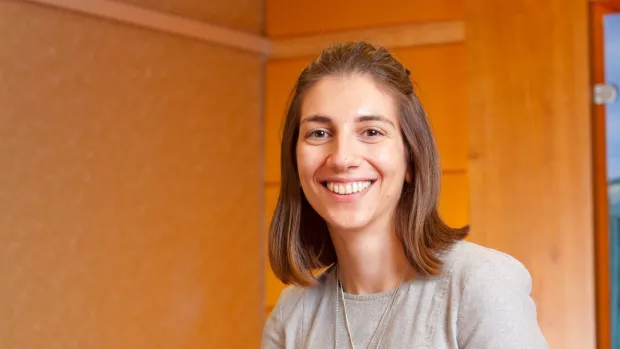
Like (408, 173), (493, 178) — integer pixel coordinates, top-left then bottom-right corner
(325, 134), (361, 171)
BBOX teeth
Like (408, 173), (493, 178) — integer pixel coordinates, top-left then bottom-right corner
(325, 181), (372, 195)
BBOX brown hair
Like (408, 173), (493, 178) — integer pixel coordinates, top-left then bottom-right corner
(268, 42), (469, 286)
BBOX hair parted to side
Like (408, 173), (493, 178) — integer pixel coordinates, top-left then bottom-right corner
(268, 41), (469, 286)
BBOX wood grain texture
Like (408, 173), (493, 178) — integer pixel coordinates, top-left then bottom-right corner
(0, 2), (263, 348)
(116, 0), (262, 33)
(466, 0), (595, 348)
(392, 44), (468, 173)
(440, 172), (470, 228)
(265, 0), (464, 38)
(271, 21), (465, 59)
(23, 0), (270, 54)
(264, 57), (314, 184)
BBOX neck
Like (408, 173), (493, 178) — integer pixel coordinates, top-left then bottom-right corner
(330, 222), (412, 295)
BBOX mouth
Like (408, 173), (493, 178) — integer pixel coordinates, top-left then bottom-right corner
(321, 180), (376, 195)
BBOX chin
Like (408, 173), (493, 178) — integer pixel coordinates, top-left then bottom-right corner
(322, 211), (372, 232)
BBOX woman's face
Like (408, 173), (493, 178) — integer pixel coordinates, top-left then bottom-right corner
(296, 74), (409, 232)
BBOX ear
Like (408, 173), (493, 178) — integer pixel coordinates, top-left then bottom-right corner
(405, 167), (412, 184)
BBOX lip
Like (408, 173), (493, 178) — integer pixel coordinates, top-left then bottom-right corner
(319, 177), (377, 183)
(318, 179), (376, 202)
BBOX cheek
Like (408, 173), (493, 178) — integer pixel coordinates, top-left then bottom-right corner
(372, 142), (408, 180)
(296, 144), (320, 181)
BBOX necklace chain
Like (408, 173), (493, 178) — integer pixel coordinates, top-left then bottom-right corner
(334, 265), (409, 349)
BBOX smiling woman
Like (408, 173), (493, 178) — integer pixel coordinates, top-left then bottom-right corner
(263, 42), (548, 349)
(298, 74), (411, 237)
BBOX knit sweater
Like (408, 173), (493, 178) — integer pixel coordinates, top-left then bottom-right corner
(262, 240), (548, 349)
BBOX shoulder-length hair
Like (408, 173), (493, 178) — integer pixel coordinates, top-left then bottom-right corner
(268, 41), (469, 286)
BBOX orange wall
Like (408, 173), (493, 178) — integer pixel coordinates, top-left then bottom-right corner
(117, 0), (262, 34)
(265, 0), (463, 37)
(466, 0), (595, 348)
(0, 1), (263, 348)
(264, 3), (468, 312)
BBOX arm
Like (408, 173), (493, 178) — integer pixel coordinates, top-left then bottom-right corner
(457, 254), (548, 349)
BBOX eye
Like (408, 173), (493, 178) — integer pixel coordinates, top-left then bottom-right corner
(362, 128), (384, 137)
(307, 129), (329, 138)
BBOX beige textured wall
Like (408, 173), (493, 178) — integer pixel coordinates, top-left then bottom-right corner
(0, 1), (263, 348)
(117, 0), (262, 34)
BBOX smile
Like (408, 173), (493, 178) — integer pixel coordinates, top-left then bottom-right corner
(323, 180), (374, 195)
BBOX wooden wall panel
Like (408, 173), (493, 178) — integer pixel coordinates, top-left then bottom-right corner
(0, 2), (263, 348)
(266, 0), (464, 38)
(270, 21), (465, 59)
(265, 57), (313, 184)
(393, 44), (468, 172)
(440, 173), (469, 228)
(116, 0), (262, 34)
(466, 0), (595, 348)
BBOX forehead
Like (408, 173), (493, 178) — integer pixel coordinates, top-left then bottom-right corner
(300, 74), (399, 123)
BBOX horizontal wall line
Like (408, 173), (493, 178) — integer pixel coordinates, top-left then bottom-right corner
(442, 169), (469, 175)
(20, 0), (464, 57)
(23, 0), (272, 54)
(270, 21), (465, 59)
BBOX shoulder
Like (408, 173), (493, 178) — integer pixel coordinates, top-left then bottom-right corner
(262, 277), (329, 348)
(442, 242), (547, 348)
(443, 240), (532, 293)
(270, 284), (306, 320)
(274, 268), (333, 316)
(264, 268), (333, 329)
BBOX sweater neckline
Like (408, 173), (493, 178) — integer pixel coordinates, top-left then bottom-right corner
(326, 266), (412, 301)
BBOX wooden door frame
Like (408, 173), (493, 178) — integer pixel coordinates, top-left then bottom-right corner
(591, 1), (620, 348)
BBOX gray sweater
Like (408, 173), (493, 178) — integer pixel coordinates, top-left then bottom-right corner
(262, 241), (548, 349)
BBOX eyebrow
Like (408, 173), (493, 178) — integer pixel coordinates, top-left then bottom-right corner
(300, 114), (332, 124)
(300, 114), (396, 128)
(356, 115), (395, 128)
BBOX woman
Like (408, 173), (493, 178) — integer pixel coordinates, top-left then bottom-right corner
(262, 42), (548, 349)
